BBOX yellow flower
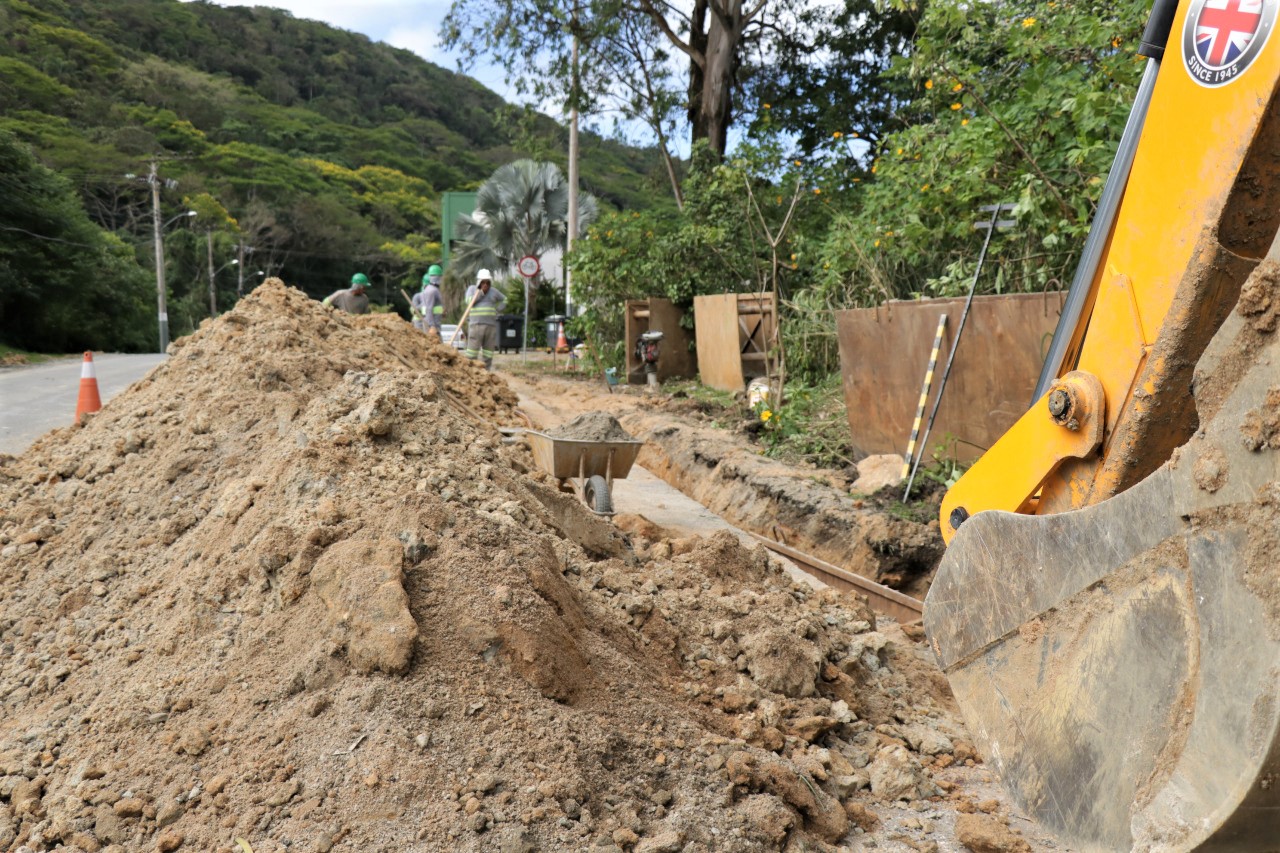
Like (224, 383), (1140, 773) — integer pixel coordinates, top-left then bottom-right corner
(1111, 36), (1122, 47)
(885, 230), (895, 237)
(790, 253), (797, 260)
(852, 177), (861, 182)
(851, 132), (859, 138)
(961, 118), (969, 125)
(925, 79), (934, 89)
(871, 165), (877, 174)
(763, 103), (771, 109)
(874, 239), (881, 247)
(833, 131), (843, 138)
(896, 147), (903, 155)
(1022, 16), (1036, 26)
(951, 103), (962, 110)
(823, 263), (830, 269)
(761, 410), (773, 422)
(921, 184), (929, 192)
(813, 187), (822, 195)
(952, 83), (963, 92)
(794, 159), (802, 166)
(606, 230), (614, 237)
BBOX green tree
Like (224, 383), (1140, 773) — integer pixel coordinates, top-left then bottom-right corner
(0, 132), (152, 352)
(443, 0), (791, 159)
(744, 0), (922, 162)
(569, 140), (814, 368)
(813, 0), (1147, 304)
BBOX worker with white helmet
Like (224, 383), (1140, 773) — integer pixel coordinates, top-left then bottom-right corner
(463, 269), (505, 369)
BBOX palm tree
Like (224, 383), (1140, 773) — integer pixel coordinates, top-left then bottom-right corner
(450, 160), (599, 284)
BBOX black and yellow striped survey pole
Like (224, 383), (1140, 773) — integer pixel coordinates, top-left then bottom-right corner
(901, 313), (948, 480)
(902, 201), (1016, 501)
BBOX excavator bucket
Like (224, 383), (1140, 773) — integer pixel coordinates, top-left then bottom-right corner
(925, 256), (1280, 850)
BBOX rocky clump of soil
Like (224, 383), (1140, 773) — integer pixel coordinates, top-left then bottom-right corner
(0, 281), (981, 853)
(545, 412), (636, 443)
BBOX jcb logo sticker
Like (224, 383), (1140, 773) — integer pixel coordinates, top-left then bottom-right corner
(1183, 0), (1276, 86)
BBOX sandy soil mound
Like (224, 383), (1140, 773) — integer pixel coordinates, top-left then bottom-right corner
(0, 281), (972, 853)
(546, 413), (635, 443)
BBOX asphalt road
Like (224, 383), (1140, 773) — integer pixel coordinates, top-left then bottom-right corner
(0, 353), (167, 456)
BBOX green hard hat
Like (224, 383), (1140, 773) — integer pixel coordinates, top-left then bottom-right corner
(427, 264), (444, 276)
(351, 272), (370, 286)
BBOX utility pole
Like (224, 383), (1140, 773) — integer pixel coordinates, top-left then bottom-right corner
(149, 160), (169, 353)
(206, 230), (217, 318)
(566, 9), (580, 317)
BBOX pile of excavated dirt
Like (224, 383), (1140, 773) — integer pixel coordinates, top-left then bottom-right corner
(545, 412), (635, 443)
(0, 281), (1021, 853)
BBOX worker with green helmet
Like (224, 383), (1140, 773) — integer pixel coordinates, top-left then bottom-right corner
(411, 264), (445, 337)
(322, 272), (371, 314)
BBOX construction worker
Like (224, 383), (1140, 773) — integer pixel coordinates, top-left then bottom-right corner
(323, 273), (371, 314)
(463, 268), (504, 369)
(412, 264), (445, 338)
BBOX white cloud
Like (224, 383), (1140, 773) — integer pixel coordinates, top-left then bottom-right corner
(384, 23), (442, 62)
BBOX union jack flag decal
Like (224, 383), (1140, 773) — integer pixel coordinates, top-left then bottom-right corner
(1183, 0), (1276, 86)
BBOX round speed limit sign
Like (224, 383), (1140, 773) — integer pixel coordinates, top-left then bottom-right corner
(518, 255), (541, 278)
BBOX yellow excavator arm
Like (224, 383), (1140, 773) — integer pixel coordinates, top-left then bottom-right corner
(939, 0), (1280, 545)
(925, 0), (1280, 848)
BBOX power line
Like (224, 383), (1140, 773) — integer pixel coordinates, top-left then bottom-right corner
(0, 224), (106, 250)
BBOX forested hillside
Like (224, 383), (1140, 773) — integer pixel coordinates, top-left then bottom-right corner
(0, 0), (664, 351)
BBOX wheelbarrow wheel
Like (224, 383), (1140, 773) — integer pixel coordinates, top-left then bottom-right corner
(583, 475), (613, 514)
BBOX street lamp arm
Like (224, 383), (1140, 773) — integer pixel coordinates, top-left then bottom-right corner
(162, 210), (198, 229)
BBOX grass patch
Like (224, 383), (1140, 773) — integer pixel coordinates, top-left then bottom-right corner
(0, 343), (62, 366)
(662, 379), (738, 410)
(755, 375), (859, 470)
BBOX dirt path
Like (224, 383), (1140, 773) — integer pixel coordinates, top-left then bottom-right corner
(513, 381), (828, 594)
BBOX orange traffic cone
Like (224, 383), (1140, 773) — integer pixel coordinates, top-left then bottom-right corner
(555, 322), (570, 354)
(76, 351), (102, 422)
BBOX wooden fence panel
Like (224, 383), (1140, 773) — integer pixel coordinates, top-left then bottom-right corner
(836, 292), (1066, 463)
(694, 293), (778, 392)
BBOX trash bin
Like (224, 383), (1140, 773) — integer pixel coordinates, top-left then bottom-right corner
(497, 314), (524, 353)
(542, 315), (566, 351)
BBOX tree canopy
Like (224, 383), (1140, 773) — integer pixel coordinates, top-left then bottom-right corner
(0, 131), (152, 353)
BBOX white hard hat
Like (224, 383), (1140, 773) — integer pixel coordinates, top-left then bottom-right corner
(477, 269), (492, 282)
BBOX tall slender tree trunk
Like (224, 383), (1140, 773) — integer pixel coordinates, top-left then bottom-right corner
(683, 0), (740, 160)
(686, 0), (708, 143)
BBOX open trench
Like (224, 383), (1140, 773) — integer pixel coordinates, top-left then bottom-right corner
(505, 370), (945, 601)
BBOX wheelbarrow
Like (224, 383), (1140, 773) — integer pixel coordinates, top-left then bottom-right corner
(523, 431), (644, 515)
